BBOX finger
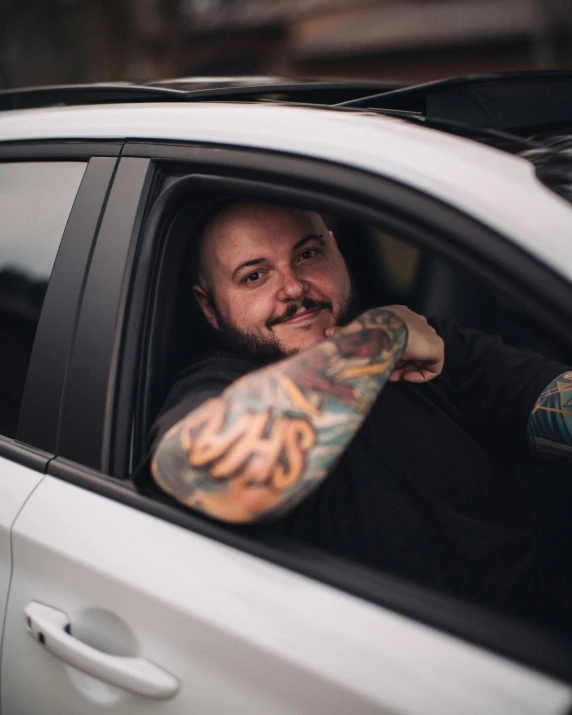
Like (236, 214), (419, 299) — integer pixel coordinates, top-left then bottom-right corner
(402, 371), (427, 383)
(403, 370), (428, 384)
(421, 361), (444, 379)
(391, 363), (425, 381)
(408, 359), (443, 375)
(404, 367), (442, 382)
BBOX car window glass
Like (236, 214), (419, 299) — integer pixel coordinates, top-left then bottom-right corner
(0, 161), (86, 437)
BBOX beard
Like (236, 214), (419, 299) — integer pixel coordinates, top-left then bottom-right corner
(213, 283), (360, 363)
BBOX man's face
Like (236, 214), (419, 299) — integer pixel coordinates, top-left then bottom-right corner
(193, 201), (354, 358)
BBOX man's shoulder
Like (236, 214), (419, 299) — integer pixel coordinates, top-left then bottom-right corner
(176, 349), (247, 375)
(174, 349), (261, 383)
(160, 350), (260, 414)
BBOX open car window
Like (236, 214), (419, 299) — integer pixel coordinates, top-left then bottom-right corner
(128, 168), (572, 650)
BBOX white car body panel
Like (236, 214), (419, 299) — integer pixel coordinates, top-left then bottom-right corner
(0, 457), (44, 648)
(2, 476), (571, 715)
(1, 103), (571, 280)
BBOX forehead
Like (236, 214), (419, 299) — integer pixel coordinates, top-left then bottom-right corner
(202, 202), (324, 269)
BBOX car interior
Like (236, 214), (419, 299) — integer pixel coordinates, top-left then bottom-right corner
(131, 180), (572, 644)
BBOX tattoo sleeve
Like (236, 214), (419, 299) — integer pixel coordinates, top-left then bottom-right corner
(527, 371), (572, 460)
(151, 308), (407, 523)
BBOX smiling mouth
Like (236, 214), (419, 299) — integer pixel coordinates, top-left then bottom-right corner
(279, 307), (322, 325)
(267, 299), (333, 329)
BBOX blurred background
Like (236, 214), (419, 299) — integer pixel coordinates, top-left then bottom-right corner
(2, 0), (572, 88)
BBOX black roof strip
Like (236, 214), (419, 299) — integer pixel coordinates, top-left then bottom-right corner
(150, 80), (405, 102)
(0, 80), (406, 112)
(0, 84), (187, 111)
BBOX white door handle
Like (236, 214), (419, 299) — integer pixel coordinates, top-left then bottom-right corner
(25, 601), (179, 700)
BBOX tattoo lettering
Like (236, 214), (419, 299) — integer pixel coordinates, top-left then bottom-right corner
(152, 307), (407, 522)
(528, 371), (572, 459)
(181, 397), (316, 488)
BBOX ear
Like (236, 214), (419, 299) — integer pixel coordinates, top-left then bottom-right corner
(328, 229), (338, 246)
(192, 284), (219, 330)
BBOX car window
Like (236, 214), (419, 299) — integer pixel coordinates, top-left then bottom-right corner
(0, 161), (87, 437)
(137, 187), (572, 639)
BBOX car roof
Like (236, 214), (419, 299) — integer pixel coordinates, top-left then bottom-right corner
(2, 71), (570, 132)
(1, 99), (571, 283)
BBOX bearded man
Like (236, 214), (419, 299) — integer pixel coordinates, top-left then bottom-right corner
(140, 200), (572, 632)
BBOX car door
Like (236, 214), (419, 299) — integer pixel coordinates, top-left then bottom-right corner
(2, 150), (572, 715)
(5, 473), (572, 715)
(0, 144), (118, 655)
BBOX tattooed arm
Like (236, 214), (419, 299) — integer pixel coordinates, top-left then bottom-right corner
(528, 371), (572, 460)
(151, 305), (444, 523)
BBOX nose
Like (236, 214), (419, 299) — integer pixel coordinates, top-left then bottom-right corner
(276, 266), (306, 301)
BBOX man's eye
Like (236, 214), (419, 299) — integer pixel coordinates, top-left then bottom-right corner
(245, 271), (262, 283)
(298, 248), (318, 261)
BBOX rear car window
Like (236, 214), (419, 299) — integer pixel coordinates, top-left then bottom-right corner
(0, 161), (86, 436)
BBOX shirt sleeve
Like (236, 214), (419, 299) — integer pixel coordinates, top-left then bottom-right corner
(430, 318), (571, 462)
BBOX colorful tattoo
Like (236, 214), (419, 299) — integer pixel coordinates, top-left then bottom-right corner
(528, 371), (572, 459)
(151, 308), (407, 522)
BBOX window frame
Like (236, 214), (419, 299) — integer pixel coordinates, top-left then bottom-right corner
(56, 156), (159, 470)
(49, 140), (572, 683)
(0, 141), (121, 466)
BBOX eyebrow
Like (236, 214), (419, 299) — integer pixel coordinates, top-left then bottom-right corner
(231, 233), (325, 281)
(293, 233), (324, 251)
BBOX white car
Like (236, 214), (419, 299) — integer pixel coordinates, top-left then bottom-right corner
(0, 73), (571, 715)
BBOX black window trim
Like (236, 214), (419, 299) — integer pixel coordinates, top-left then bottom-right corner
(0, 140), (122, 160)
(58, 157), (159, 470)
(0, 436), (52, 473)
(53, 141), (572, 683)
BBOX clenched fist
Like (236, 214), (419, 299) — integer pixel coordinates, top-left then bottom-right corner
(382, 305), (444, 382)
(326, 305), (444, 383)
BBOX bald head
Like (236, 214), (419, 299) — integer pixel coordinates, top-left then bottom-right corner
(191, 199), (354, 357)
(195, 200), (329, 292)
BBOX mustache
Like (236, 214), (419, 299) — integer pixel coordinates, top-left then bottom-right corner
(266, 297), (332, 328)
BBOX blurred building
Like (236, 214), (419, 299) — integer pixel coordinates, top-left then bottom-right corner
(175, 0), (572, 80)
(1, 0), (572, 88)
